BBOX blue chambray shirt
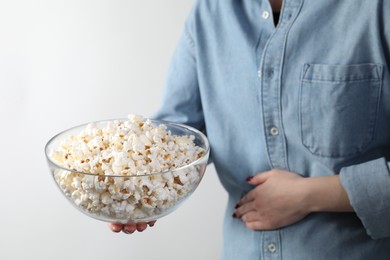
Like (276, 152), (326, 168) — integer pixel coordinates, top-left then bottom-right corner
(154, 0), (390, 259)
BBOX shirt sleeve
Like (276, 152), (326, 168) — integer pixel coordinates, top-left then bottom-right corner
(339, 157), (390, 239)
(339, 3), (390, 239)
(152, 8), (205, 133)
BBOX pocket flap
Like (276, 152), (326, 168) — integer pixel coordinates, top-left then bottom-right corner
(302, 63), (382, 82)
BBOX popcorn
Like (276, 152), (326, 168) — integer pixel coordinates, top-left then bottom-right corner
(51, 115), (206, 223)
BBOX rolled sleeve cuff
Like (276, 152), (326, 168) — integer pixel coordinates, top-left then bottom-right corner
(339, 157), (390, 239)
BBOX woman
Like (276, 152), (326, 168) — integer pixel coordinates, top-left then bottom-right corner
(111, 0), (390, 259)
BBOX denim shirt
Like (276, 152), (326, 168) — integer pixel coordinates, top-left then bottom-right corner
(154, 0), (390, 259)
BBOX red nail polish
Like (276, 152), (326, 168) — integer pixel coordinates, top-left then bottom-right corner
(246, 176), (253, 182)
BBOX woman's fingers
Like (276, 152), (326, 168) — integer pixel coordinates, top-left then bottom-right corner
(234, 200), (256, 218)
(147, 220), (156, 227)
(135, 223), (148, 232)
(110, 221), (157, 234)
(122, 224), (137, 234)
(109, 223), (124, 233)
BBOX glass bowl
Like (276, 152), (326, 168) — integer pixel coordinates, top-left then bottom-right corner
(45, 118), (209, 224)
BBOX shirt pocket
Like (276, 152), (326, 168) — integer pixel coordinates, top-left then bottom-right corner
(299, 63), (382, 158)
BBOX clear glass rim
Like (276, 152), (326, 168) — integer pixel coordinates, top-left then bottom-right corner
(44, 118), (210, 178)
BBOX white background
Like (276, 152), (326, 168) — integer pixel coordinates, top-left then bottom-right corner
(0, 1), (227, 259)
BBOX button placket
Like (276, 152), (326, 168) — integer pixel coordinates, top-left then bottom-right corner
(257, 1), (303, 259)
(262, 230), (281, 260)
(261, 59), (284, 168)
(258, 2), (303, 170)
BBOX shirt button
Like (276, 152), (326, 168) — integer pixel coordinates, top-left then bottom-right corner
(270, 127), (279, 136)
(268, 243), (277, 253)
(262, 11), (270, 19)
(257, 70), (262, 78)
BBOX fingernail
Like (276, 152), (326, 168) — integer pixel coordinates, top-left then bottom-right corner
(149, 223), (155, 227)
(137, 227), (146, 232)
(246, 176), (253, 182)
(112, 227), (121, 233)
(232, 212), (237, 218)
(235, 204), (239, 209)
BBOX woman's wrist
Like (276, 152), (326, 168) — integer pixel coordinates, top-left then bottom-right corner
(301, 175), (354, 213)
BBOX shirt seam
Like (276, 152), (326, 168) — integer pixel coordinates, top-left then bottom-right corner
(183, 24), (196, 57)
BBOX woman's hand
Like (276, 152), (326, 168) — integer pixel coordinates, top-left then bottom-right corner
(109, 221), (156, 234)
(234, 169), (310, 230)
(234, 169), (353, 231)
